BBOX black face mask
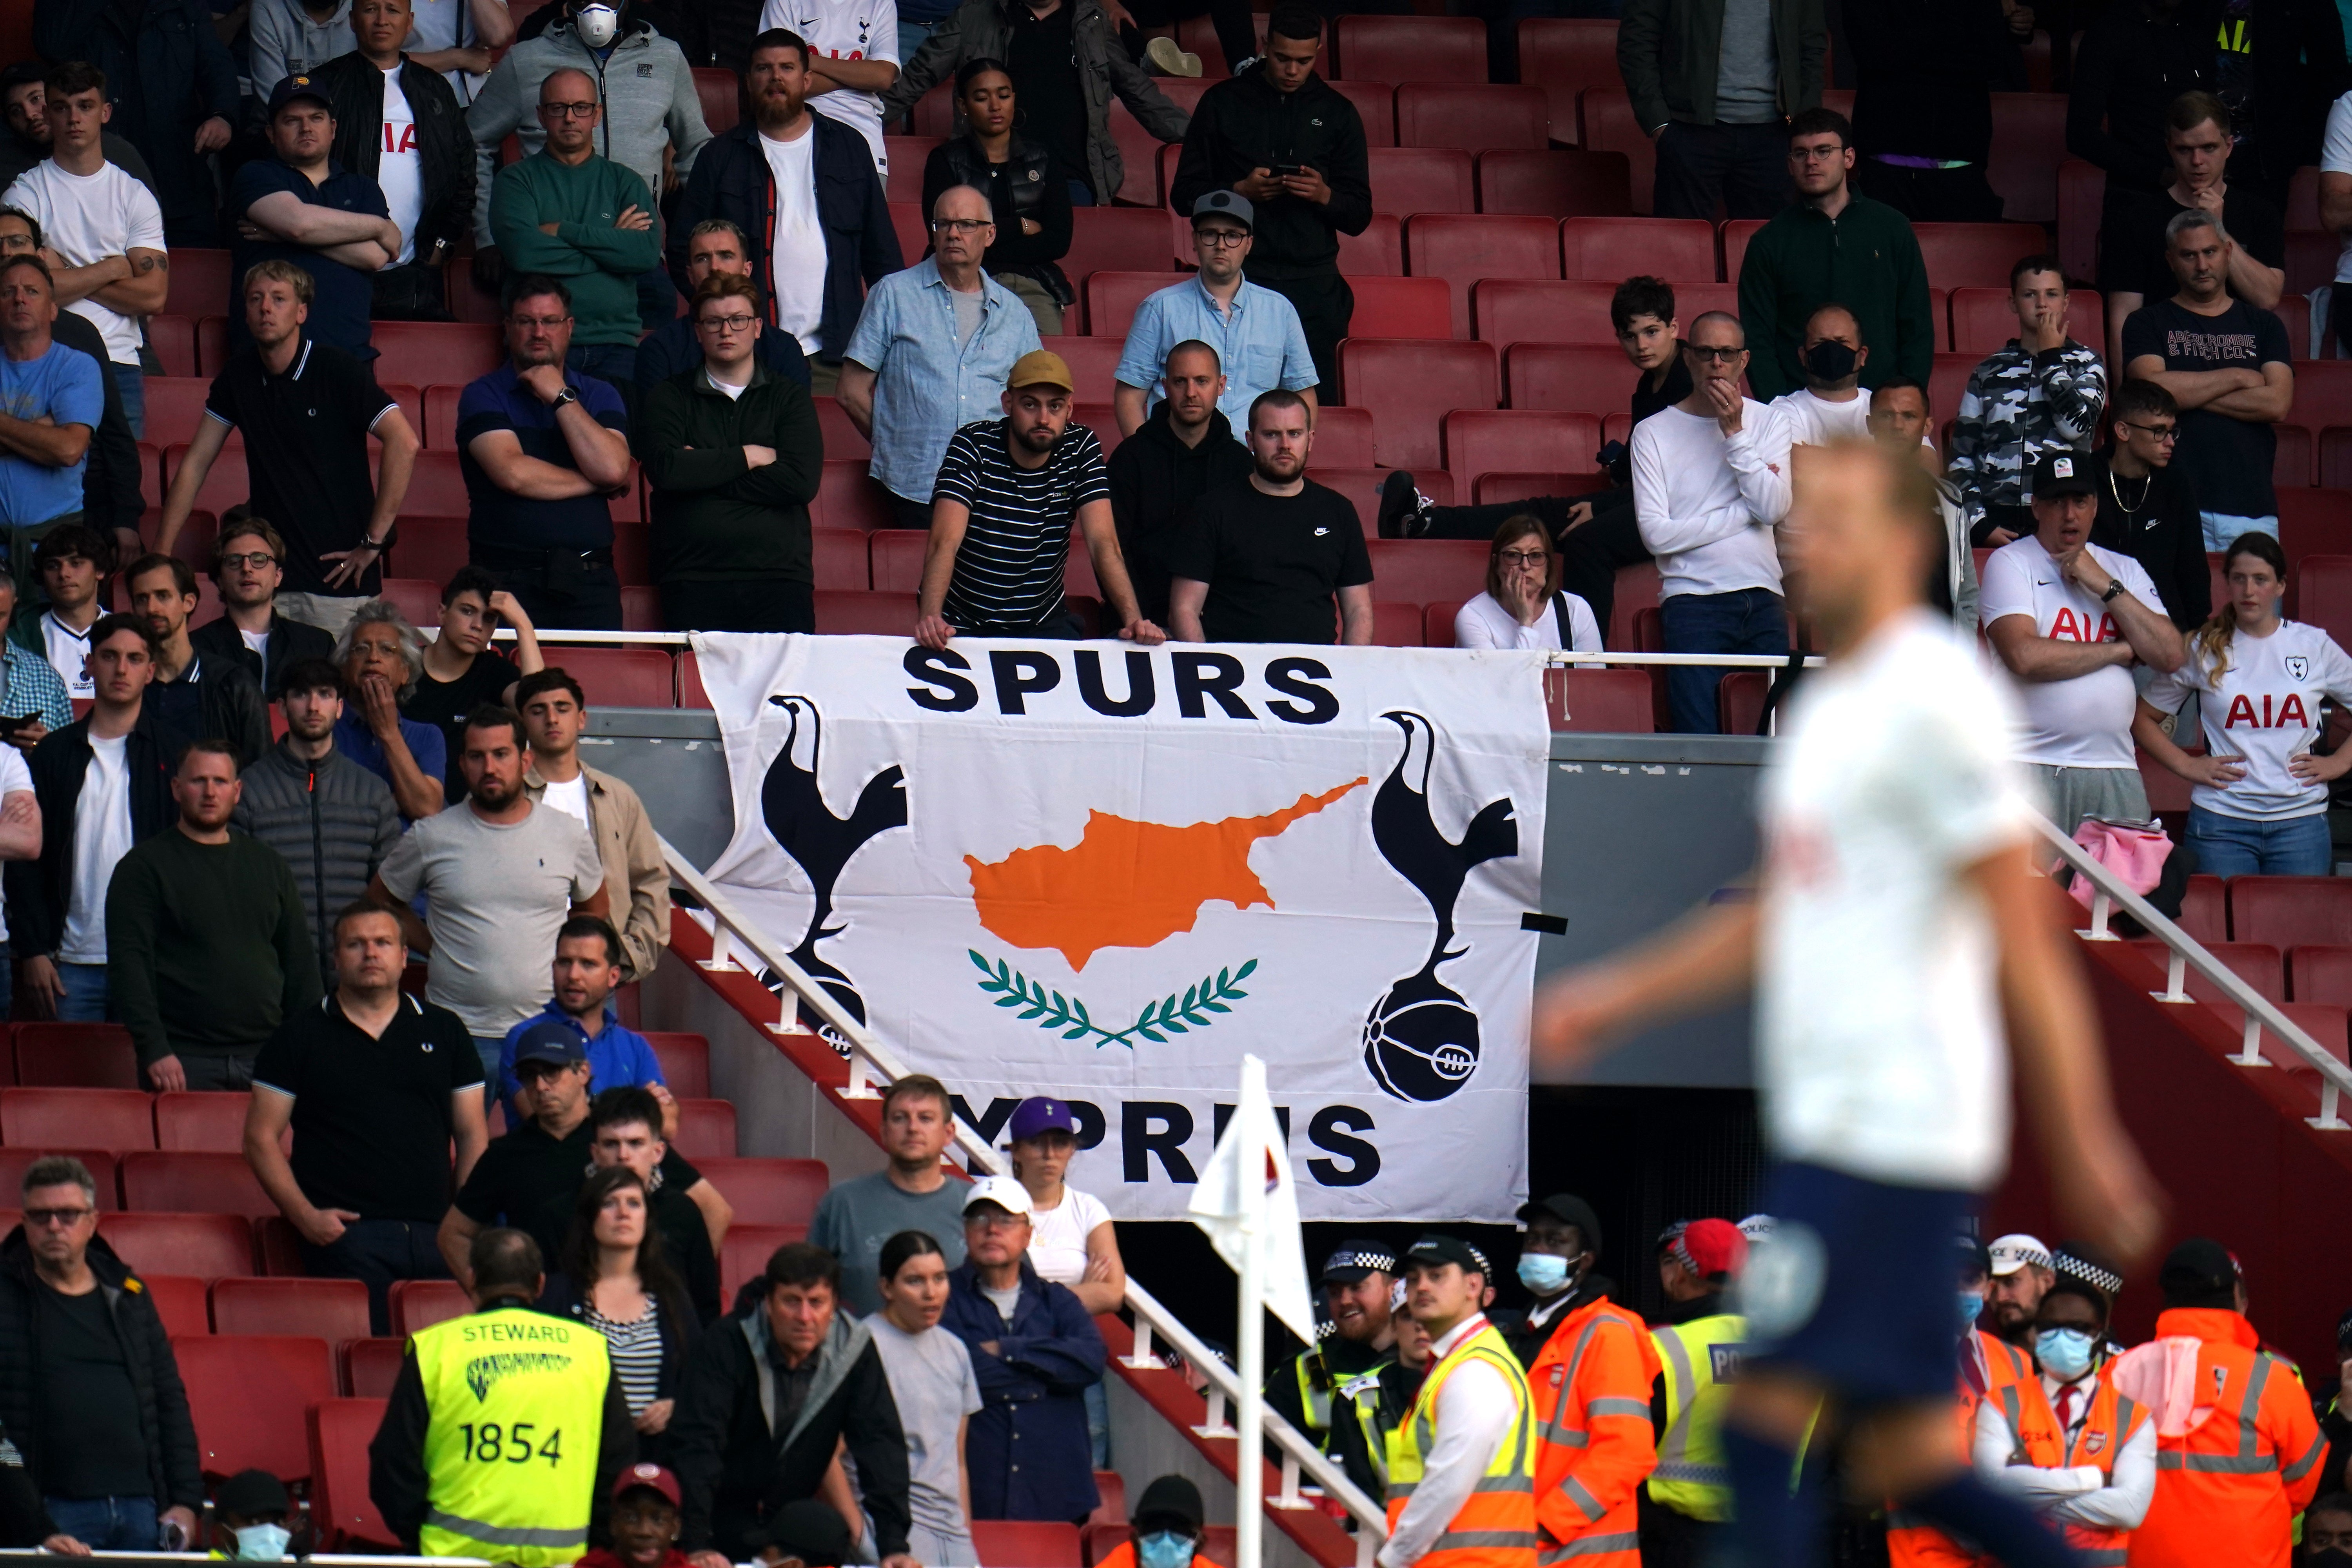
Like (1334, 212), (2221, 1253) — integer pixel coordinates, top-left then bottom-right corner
(1802, 339), (1858, 382)
(2299, 1551), (2352, 1568)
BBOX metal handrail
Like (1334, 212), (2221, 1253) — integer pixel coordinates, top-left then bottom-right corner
(659, 840), (1392, 1558)
(2037, 815), (2352, 1131)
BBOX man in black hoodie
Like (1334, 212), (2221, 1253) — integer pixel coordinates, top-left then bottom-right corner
(1107, 340), (1252, 626)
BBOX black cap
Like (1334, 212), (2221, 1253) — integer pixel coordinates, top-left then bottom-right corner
(2031, 449), (2097, 499)
(511, 1019), (589, 1070)
(1955, 1232), (1991, 1281)
(265, 73), (334, 118)
(1519, 1193), (1603, 1256)
(749, 1500), (852, 1566)
(2159, 1238), (2239, 1300)
(214, 1468), (290, 1519)
(1403, 1234), (1483, 1276)
(1132, 1475), (1205, 1534)
(1320, 1240), (1397, 1284)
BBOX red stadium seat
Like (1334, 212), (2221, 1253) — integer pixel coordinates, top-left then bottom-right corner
(1928, 354), (1977, 434)
(553, 648), (677, 708)
(1105, 101), (1166, 208)
(818, 461), (894, 530)
(2291, 945), (2352, 1005)
(889, 203), (927, 272)
(693, 67), (739, 134)
(369, 322), (505, 390)
(153, 1092), (255, 1152)
(1503, 342), (1638, 413)
(311, 1399), (400, 1548)
(396, 448), (472, 516)
(2277, 292), (2314, 361)
(341, 1338), (407, 1399)
(1516, 20), (1621, 144)
(1369, 601), (1426, 646)
(2179, 873), (2227, 945)
(2298, 554), (2352, 646)
(422, 383), (463, 448)
(138, 1273), (211, 1336)
(1720, 218), (1767, 283)
(642, 1031), (710, 1098)
(1370, 148), (1475, 215)
(388, 517), (467, 586)
(2230, 876), (2352, 948)
(142, 377), (220, 450)
(2235, 1003), (2352, 1070)
(379, 577), (443, 630)
(1716, 670), (1771, 736)
(1396, 85), (1550, 153)
(211, 1277), (371, 1342)
(176, 1334), (334, 1479)
(1308, 468), (1454, 519)
(1985, 93), (2070, 224)
(1064, 207), (1182, 280)
(814, 590), (917, 635)
(1336, 15), (1485, 82)
(1947, 287), (2106, 357)
(1083, 271), (1177, 340)
(1560, 215), (1715, 284)
(691, 1157), (829, 1228)
(197, 316), (228, 377)
(1363, 539), (1492, 608)
(0, 1148), (113, 1205)
(1309, 405), (1378, 467)
(98, 1212), (256, 1277)
(884, 137), (938, 205)
(1607, 560), (1659, 651)
(166, 248), (233, 318)
(1076, 404), (1124, 462)
(1911, 223), (2051, 290)
(1481, 280), (1734, 350)
(871, 529), (926, 593)
(2287, 231), (2337, 297)
(1477, 150), (1632, 216)
(2057, 160), (2103, 286)
(621, 583), (662, 631)
(1348, 276), (1454, 339)
(673, 1098), (738, 1159)
(1408, 214), (1561, 336)
(1423, 599), (1466, 646)
(1339, 214), (1405, 276)
(389, 1278), (470, 1337)
(815, 396), (873, 460)
(2277, 422), (2314, 488)
(911, 83), (953, 136)
(1443, 410), (1601, 486)
(1336, 339), (1497, 469)
(0, 1087), (155, 1151)
(1549, 668), (1655, 732)
(1050, 336), (1125, 403)
(149, 314), (198, 377)
(162, 440), (248, 517)
(974, 1522), (1084, 1568)
(120, 1152), (276, 1218)
(2127, 940), (2285, 1004)
(813, 528), (872, 591)
(1578, 90), (1653, 216)
(720, 1223), (811, 1304)
(13, 1023), (138, 1089)
(1327, 78), (1396, 146)
(2280, 487), (2352, 568)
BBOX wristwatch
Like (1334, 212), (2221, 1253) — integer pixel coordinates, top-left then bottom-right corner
(2100, 579), (2126, 603)
(550, 386), (579, 410)
(360, 523), (399, 553)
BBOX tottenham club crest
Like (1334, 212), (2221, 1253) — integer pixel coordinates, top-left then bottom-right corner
(2289, 655), (2311, 682)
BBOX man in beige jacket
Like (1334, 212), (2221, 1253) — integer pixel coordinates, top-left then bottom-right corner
(515, 666), (670, 983)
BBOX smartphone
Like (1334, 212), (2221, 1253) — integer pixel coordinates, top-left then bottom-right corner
(1270, 163), (1306, 177)
(0, 713), (38, 740)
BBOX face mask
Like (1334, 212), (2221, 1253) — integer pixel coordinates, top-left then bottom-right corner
(1517, 1253), (1570, 1295)
(2036, 1327), (2097, 1381)
(1138, 1532), (1194, 1568)
(574, 3), (619, 47)
(232, 1524), (292, 1562)
(1958, 1290), (1985, 1336)
(1802, 339), (1858, 382)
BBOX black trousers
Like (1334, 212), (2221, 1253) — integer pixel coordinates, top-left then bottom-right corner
(300, 1217), (451, 1336)
(1653, 120), (1789, 221)
(1247, 267), (1354, 391)
(1858, 160), (2004, 223)
(1636, 1494), (1715, 1568)
(890, 495), (933, 530)
(371, 262), (453, 321)
(469, 545), (624, 630)
(661, 577), (816, 632)
(1415, 486), (1650, 635)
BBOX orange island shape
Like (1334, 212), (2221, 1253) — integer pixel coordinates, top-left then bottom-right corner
(964, 777), (1369, 971)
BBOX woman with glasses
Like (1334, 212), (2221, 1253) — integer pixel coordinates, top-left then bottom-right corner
(543, 1165), (699, 1461)
(1452, 516), (1605, 653)
(919, 59), (1074, 336)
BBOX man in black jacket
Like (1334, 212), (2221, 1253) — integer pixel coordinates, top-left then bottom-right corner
(670, 1242), (915, 1568)
(124, 554), (272, 768)
(0, 1155), (202, 1549)
(1169, 6), (1369, 389)
(2089, 378), (2210, 633)
(1107, 339), (1252, 626)
(311, 0), (480, 321)
(189, 515), (338, 697)
(636, 220), (811, 393)
(669, 33), (900, 397)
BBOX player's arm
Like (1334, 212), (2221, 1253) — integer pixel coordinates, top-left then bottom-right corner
(1530, 889), (1760, 1072)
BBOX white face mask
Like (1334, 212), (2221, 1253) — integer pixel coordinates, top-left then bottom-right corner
(574, 3), (618, 47)
(232, 1524), (292, 1562)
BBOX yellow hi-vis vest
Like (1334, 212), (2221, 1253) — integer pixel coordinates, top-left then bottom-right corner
(1646, 1313), (1744, 1523)
(1385, 1320), (1538, 1568)
(413, 1306), (612, 1566)
(1290, 1344), (1396, 1489)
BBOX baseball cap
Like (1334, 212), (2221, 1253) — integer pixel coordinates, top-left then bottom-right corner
(962, 1174), (1034, 1219)
(1320, 1239), (1397, 1284)
(266, 73), (333, 117)
(1956, 1233), (1992, 1281)
(1006, 349), (1073, 392)
(1519, 1193), (1603, 1256)
(1132, 1474), (1206, 1534)
(214, 1468), (290, 1520)
(2032, 450), (2096, 498)
(1191, 190), (1254, 230)
(1007, 1096), (1075, 1142)
(1673, 1218), (1747, 1279)
(1402, 1234), (1483, 1276)
(748, 1500), (853, 1567)
(611, 1462), (682, 1509)
(511, 1020), (588, 1071)
(2159, 1237), (2239, 1299)
(1987, 1234), (2053, 1278)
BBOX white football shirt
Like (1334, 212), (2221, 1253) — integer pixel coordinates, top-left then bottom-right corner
(40, 611), (93, 700)
(377, 67), (424, 265)
(2143, 619), (2352, 820)
(1758, 609), (2035, 1191)
(1978, 535), (2166, 768)
(759, 125), (829, 356)
(1769, 387), (1872, 446)
(0, 160), (166, 367)
(760, 0), (900, 174)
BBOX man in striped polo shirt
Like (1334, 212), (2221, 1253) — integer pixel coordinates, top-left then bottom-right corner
(913, 349), (1163, 647)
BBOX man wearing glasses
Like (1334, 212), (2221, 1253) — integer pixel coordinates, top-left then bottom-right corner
(1112, 192), (1315, 442)
(841, 183), (1042, 532)
(2089, 379), (2212, 632)
(190, 514), (338, 692)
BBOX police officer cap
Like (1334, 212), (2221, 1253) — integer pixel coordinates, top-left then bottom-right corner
(1132, 1475), (1205, 1534)
(1320, 1239), (1397, 1284)
(750, 1500), (853, 1566)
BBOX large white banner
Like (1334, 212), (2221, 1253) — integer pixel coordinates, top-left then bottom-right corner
(695, 634), (1549, 1223)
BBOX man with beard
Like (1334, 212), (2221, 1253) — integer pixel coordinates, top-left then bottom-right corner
(123, 554), (272, 768)
(1166, 387), (1372, 645)
(1265, 1241), (1398, 1503)
(189, 515), (337, 694)
(1106, 339), (1250, 627)
(913, 349), (1159, 647)
(1984, 1233), (2056, 1350)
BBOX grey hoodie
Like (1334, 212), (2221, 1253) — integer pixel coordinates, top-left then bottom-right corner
(463, 11), (711, 249)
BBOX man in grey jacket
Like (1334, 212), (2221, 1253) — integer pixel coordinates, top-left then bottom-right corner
(1617, 0), (1826, 221)
(231, 657), (404, 987)
(881, 0), (1186, 205)
(466, 0), (710, 323)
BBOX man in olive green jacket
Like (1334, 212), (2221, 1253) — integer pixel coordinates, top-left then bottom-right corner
(1617, 0), (1825, 221)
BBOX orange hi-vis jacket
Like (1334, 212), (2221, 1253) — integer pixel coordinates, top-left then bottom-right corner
(1525, 1296), (1661, 1568)
(2058, 1376), (2151, 1567)
(2123, 1308), (2325, 1568)
(1887, 1332), (2061, 1568)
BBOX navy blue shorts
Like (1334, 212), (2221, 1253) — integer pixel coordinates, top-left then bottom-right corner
(1740, 1161), (1975, 1407)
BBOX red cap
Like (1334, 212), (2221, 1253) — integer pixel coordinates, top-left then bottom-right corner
(613, 1462), (682, 1508)
(1676, 1218), (1747, 1279)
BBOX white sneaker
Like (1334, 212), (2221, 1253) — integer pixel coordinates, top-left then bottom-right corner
(1145, 35), (1203, 75)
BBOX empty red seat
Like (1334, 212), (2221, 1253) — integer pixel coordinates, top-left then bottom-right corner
(341, 1338), (407, 1399)
(1397, 85), (1550, 152)
(1560, 215), (1715, 283)
(1369, 601), (1427, 646)
(2129, 939), (2286, 1004)
(2314, 431), (2352, 494)
(643, 1031), (710, 1098)
(811, 524), (874, 589)
(120, 1151), (276, 1218)
(1578, 90), (1653, 216)
(1047, 336), (1124, 403)
(1550, 668), (1655, 732)
(99, 1212), (255, 1277)
(0, 1087), (156, 1152)
(162, 439), (249, 518)
(1364, 539), (1493, 608)
(621, 584), (661, 631)
(2277, 423), (2314, 489)
(142, 377), (221, 450)
(1480, 280), (1733, 350)
(1370, 147), (1475, 215)
(1503, 342), (1637, 414)
(817, 461), (893, 530)
(1309, 404), (1379, 467)
(673, 1098), (738, 1159)
(693, 67), (739, 134)
(369, 322), (505, 390)
(1516, 19), (1619, 143)
(974, 1521), (1085, 1568)
(720, 1223), (811, 1305)
(871, 529), (926, 593)
(1082, 271), (1176, 341)
(389, 1278), (470, 1338)
(1947, 287), (2107, 358)
(176, 1334), (334, 1479)
(883, 138), (939, 205)
(0, 1147), (113, 1205)
(138, 1273), (211, 1336)
(1065, 207), (1181, 279)
(1348, 276), (1454, 339)
(1336, 15), (1485, 82)
(2291, 944), (2352, 1004)
(211, 1276), (371, 1342)
(2297, 363), (2352, 435)
(154, 1091), (254, 1152)
(1339, 214), (1405, 276)
(1477, 149), (1632, 217)
(547, 647), (675, 708)
(1984, 93), (2071, 224)
(693, 1157), (830, 1229)
(1336, 339), (1497, 469)
(1443, 410), (1601, 486)
(2177, 873), (2228, 945)
(165, 248), (233, 318)
(1104, 102), (1167, 209)
(2230, 876), (2352, 947)
(2297, 555), (2352, 647)
(814, 590), (917, 635)
(197, 316), (228, 377)
(149, 314), (198, 377)
(1928, 354), (1978, 433)
(1409, 214), (1561, 336)
(13, 1023), (138, 1089)
(310, 1399), (400, 1548)
(1322, 78), (1394, 146)
(1910, 222), (2054, 290)
(814, 396), (873, 461)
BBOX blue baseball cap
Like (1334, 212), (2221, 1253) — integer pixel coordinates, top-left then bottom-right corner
(511, 1020), (588, 1071)
(266, 73), (334, 118)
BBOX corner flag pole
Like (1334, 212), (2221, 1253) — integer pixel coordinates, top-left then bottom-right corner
(1236, 1054), (1269, 1568)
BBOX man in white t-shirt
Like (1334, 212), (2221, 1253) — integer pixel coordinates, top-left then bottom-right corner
(759, 0), (900, 176)
(1534, 439), (2160, 1568)
(1769, 302), (1871, 446)
(2313, 90), (2352, 357)
(1630, 309), (1794, 735)
(1980, 450), (2185, 838)
(0, 62), (167, 438)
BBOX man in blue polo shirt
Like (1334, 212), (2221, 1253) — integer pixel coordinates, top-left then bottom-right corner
(1111, 192), (1316, 443)
(494, 913), (667, 1128)
(0, 252), (103, 544)
(227, 75), (401, 361)
(454, 273), (633, 628)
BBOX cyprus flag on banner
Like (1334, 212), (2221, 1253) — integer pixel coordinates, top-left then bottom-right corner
(695, 634), (1548, 1223)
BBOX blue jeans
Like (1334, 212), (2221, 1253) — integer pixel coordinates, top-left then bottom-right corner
(566, 340), (637, 391)
(1068, 179), (1096, 207)
(2200, 511), (2279, 552)
(897, 18), (936, 63)
(471, 1034), (504, 1109)
(44, 1495), (159, 1551)
(57, 960), (110, 1022)
(2186, 805), (2333, 877)
(111, 363), (144, 441)
(1658, 587), (1788, 735)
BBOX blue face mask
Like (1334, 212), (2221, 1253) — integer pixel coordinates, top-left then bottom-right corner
(2036, 1327), (2097, 1381)
(1517, 1253), (1570, 1295)
(1138, 1532), (1195, 1568)
(232, 1524), (292, 1562)
(1958, 1290), (1986, 1336)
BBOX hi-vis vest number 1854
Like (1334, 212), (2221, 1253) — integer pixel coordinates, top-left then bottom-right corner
(414, 1310), (612, 1566)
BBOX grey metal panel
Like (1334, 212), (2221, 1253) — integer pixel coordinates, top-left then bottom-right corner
(579, 708), (733, 871)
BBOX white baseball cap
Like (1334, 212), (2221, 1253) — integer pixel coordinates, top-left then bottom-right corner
(1987, 1233), (2053, 1277)
(962, 1174), (1034, 1219)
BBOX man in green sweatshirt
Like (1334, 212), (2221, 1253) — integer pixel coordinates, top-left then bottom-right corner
(105, 738), (320, 1091)
(487, 67), (661, 402)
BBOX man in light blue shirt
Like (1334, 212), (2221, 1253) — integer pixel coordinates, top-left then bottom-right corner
(1113, 191), (1317, 442)
(839, 184), (1043, 530)
(0, 252), (102, 535)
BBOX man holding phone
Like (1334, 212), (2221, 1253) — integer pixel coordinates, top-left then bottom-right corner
(1168, 4), (1370, 389)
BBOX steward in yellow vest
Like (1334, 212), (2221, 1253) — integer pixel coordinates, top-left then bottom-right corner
(1641, 1218), (1751, 1568)
(1266, 1240), (1401, 1502)
(369, 1227), (637, 1564)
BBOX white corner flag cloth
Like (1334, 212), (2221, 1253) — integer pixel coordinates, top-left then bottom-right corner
(1188, 1054), (1318, 1344)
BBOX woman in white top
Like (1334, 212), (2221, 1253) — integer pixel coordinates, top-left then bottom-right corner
(1452, 516), (1605, 653)
(1007, 1095), (1123, 1465)
(867, 1231), (983, 1567)
(2134, 530), (2352, 877)
(546, 1166), (697, 1459)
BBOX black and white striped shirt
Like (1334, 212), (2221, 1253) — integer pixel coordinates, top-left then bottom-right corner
(586, 1296), (665, 1415)
(933, 418), (1111, 630)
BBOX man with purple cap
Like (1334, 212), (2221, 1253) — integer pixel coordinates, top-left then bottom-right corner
(1265, 1237), (1399, 1501)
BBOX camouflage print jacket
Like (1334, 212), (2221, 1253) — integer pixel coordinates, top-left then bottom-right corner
(1946, 338), (2109, 525)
